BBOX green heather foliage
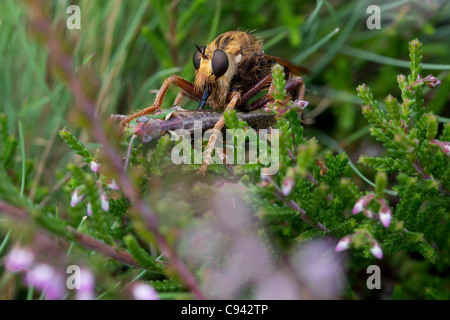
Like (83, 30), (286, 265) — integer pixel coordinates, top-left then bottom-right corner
(1, 0), (449, 300)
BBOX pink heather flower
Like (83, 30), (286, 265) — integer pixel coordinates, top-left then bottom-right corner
(378, 198), (392, 228)
(431, 140), (450, 157)
(254, 272), (301, 300)
(107, 179), (120, 191)
(370, 241), (383, 259)
(352, 198), (364, 214)
(264, 105), (274, 113)
(260, 168), (274, 178)
(89, 161), (100, 173)
(26, 264), (65, 300)
(70, 189), (84, 207)
(75, 268), (95, 300)
(293, 99), (309, 109)
(100, 194), (109, 212)
(132, 283), (159, 300)
(5, 247), (34, 272)
(293, 240), (344, 299)
(422, 75), (441, 88)
(26, 264), (53, 288)
(282, 177), (295, 196)
(352, 194), (374, 214)
(86, 202), (93, 216)
(364, 210), (375, 219)
(335, 236), (352, 252)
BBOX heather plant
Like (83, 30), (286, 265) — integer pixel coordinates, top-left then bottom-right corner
(1, 0), (449, 301)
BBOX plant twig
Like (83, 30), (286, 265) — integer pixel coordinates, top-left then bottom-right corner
(0, 200), (141, 268)
(412, 159), (450, 195)
(0, 201), (30, 221)
(264, 176), (331, 235)
(24, 0), (204, 300)
(67, 227), (141, 268)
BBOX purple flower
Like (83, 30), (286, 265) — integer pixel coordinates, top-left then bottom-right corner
(89, 161), (100, 173)
(70, 189), (84, 207)
(293, 240), (344, 299)
(281, 176), (295, 196)
(86, 202), (93, 216)
(410, 74), (441, 90)
(263, 105), (275, 114)
(352, 198), (364, 214)
(378, 198), (392, 228)
(100, 194), (109, 212)
(5, 247), (34, 272)
(260, 168), (274, 178)
(370, 241), (383, 259)
(254, 272), (300, 300)
(131, 283), (159, 300)
(293, 99), (309, 109)
(352, 194), (374, 214)
(335, 235), (352, 252)
(26, 264), (65, 300)
(422, 74), (441, 88)
(107, 179), (120, 191)
(75, 268), (95, 300)
(431, 140), (450, 157)
(364, 210), (376, 219)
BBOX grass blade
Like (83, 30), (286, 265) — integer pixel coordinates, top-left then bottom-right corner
(341, 46), (450, 70)
(18, 118), (26, 197)
(293, 27), (340, 64)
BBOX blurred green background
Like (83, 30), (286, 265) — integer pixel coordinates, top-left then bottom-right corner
(1, 0), (449, 213)
(0, 0), (450, 301)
